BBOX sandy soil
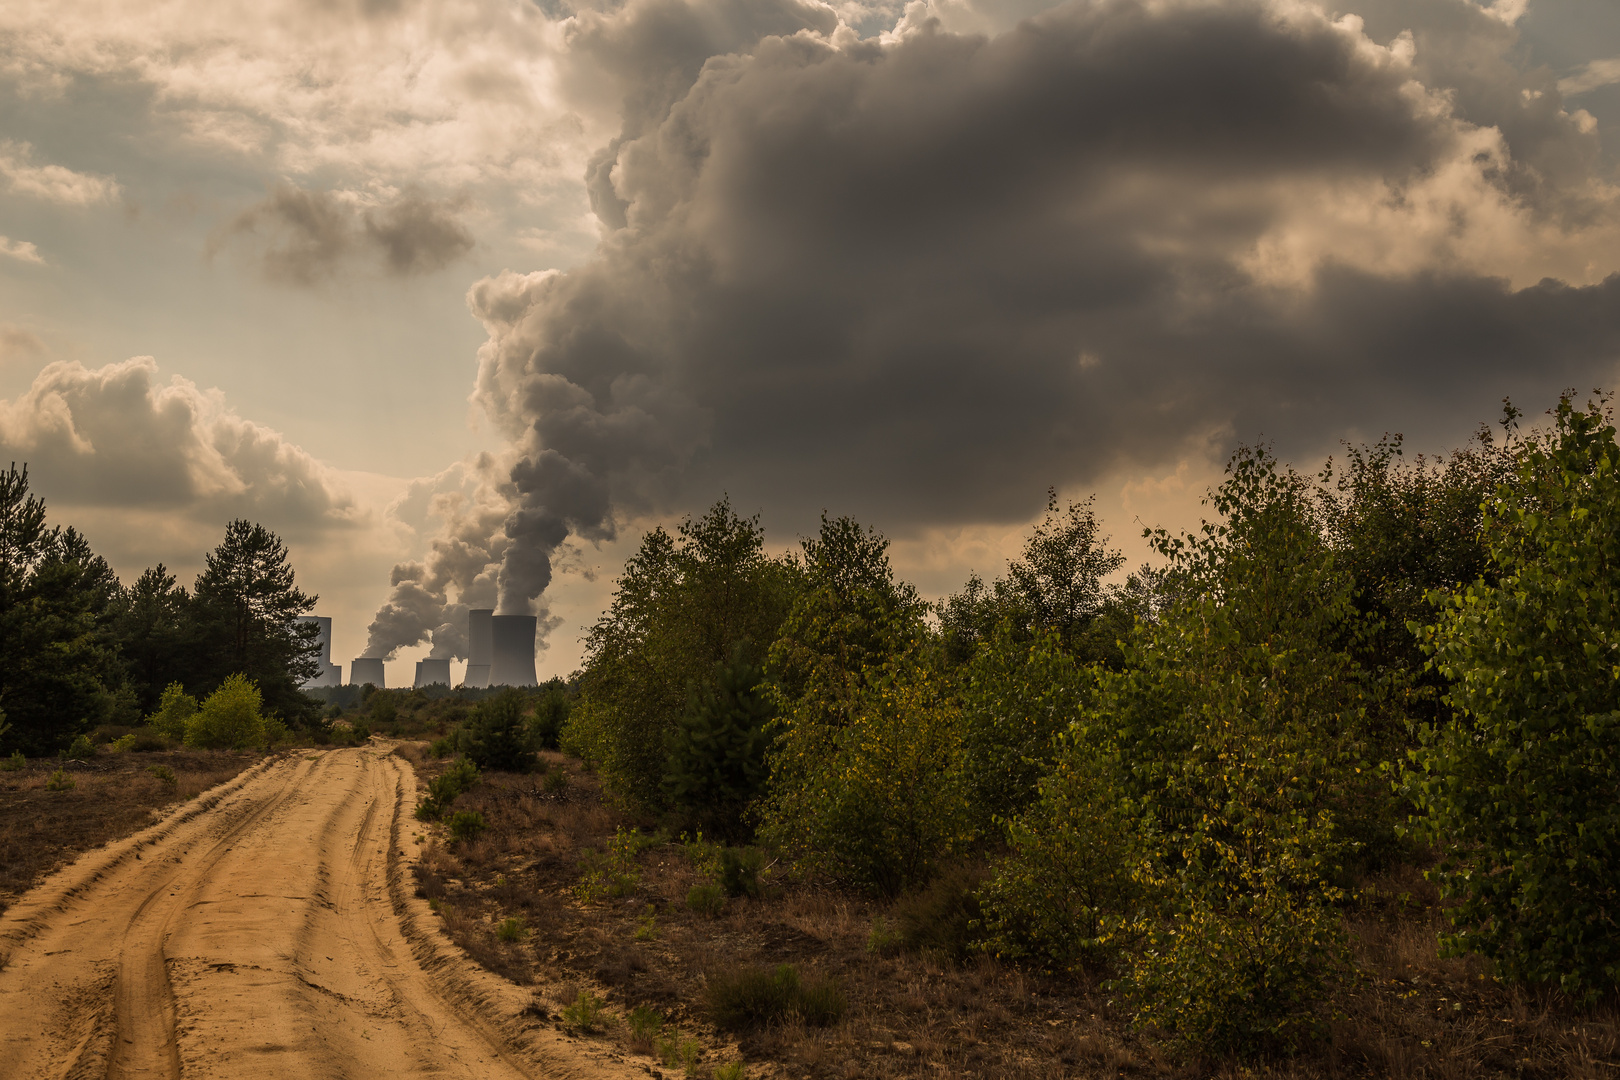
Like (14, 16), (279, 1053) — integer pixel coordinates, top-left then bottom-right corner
(0, 745), (641, 1080)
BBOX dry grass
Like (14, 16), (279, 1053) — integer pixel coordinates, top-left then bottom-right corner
(0, 749), (266, 913)
(408, 752), (1620, 1079)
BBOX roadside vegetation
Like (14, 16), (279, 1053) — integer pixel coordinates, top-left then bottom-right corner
(404, 394), (1620, 1076)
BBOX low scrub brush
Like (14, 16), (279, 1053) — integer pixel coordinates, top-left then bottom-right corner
(706, 963), (845, 1031)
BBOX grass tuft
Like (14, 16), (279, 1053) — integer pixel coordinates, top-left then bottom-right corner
(707, 963), (846, 1031)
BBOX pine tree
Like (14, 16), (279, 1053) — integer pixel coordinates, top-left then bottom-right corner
(664, 651), (774, 839)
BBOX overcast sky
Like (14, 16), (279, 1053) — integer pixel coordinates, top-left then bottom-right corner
(3, 0), (1619, 684)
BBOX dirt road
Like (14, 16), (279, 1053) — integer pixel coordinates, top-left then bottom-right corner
(0, 746), (635, 1080)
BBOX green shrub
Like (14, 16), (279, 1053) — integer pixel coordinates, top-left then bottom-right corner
(543, 768), (569, 793)
(628, 1004), (663, 1041)
(45, 767), (76, 791)
(461, 688), (537, 773)
(719, 846), (767, 898)
(447, 810), (487, 842)
(0, 751), (23, 771)
(1409, 398), (1620, 1001)
(664, 652), (775, 839)
(706, 964), (844, 1031)
(127, 731), (170, 752)
(146, 764), (177, 788)
(429, 737), (454, 758)
(107, 733), (138, 753)
(146, 682), (198, 741)
(369, 690), (398, 725)
(496, 916), (527, 942)
(655, 1031), (702, 1074)
(531, 678), (570, 751)
(184, 674), (265, 749)
(560, 990), (609, 1031)
(866, 916), (901, 956)
(713, 1063), (747, 1080)
(635, 905), (658, 941)
(576, 827), (643, 902)
(65, 734), (96, 759)
(891, 865), (987, 965)
(417, 756), (481, 820)
(686, 882), (726, 917)
(261, 717), (293, 748)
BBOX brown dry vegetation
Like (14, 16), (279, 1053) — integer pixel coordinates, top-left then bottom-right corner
(0, 749), (266, 913)
(408, 749), (1620, 1080)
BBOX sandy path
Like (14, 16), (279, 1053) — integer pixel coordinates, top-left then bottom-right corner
(0, 746), (636, 1080)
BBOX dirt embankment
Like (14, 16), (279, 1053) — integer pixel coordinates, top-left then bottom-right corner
(0, 746), (640, 1080)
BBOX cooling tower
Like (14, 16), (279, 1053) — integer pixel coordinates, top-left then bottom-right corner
(350, 657), (386, 688)
(488, 615), (538, 687)
(414, 658), (451, 688)
(298, 615), (343, 688)
(463, 608), (494, 688)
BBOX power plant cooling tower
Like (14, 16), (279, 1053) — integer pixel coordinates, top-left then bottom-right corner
(298, 615), (343, 688)
(350, 657), (386, 688)
(414, 658), (451, 688)
(488, 615), (538, 687)
(463, 608), (494, 688)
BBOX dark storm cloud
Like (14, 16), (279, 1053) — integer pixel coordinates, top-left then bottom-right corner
(215, 184), (473, 285)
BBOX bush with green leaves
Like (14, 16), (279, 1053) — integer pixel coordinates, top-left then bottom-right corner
(686, 882), (726, 917)
(416, 755), (480, 820)
(147, 764), (177, 788)
(496, 916), (527, 942)
(663, 651), (775, 839)
(761, 648), (972, 896)
(560, 989), (609, 1031)
(459, 688), (537, 773)
(1409, 397), (1620, 1001)
(146, 682), (198, 741)
(531, 678), (570, 750)
(45, 766), (76, 791)
(706, 964), (845, 1031)
(64, 734), (96, 759)
(576, 827), (644, 902)
(1, 750), (24, 771)
(184, 674), (265, 749)
(718, 846), (768, 898)
(447, 810), (487, 842)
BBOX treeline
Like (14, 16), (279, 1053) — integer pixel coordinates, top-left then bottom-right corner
(0, 463), (321, 756)
(560, 397), (1620, 1054)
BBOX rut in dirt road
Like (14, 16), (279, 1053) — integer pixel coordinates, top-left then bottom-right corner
(0, 746), (635, 1080)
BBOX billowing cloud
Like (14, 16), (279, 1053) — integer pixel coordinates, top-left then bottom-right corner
(451, 0), (1620, 624)
(215, 185), (475, 285)
(0, 237), (44, 264)
(0, 140), (120, 205)
(0, 357), (360, 533)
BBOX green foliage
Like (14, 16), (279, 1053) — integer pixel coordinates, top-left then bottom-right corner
(261, 716), (293, 748)
(978, 743), (1144, 973)
(713, 1061), (747, 1080)
(1, 750), (23, 771)
(663, 650), (775, 838)
(718, 846), (767, 898)
(655, 1031), (702, 1075)
(107, 732), (139, 752)
(417, 756), (480, 820)
(706, 964), (845, 1031)
(447, 810), (487, 842)
(65, 734), (96, 759)
(889, 865), (987, 965)
(1409, 397), (1620, 1000)
(530, 677), (570, 750)
(634, 905), (659, 941)
(368, 690), (399, 725)
(459, 688), (537, 772)
(866, 916), (900, 955)
(576, 827), (644, 902)
(761, 648), (972, 896)
(686, 882), (726, 917)
(184, 673), (265, 749)
(147, 764), (177, 788)
(543, 768), (569, 793)
(560, 990), (609, 1031)
(147, 682), (199, 741)
(45, 766), (75, 791)
(628, 1004), (663, 1041)
(496, 916), (527, 942)
(571, 498), (799, 811)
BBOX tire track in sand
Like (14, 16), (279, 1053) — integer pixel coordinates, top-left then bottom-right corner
(0, 747), (639, 1080)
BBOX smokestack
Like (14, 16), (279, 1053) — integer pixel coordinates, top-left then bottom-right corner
(350, 657), (386, 688)
(414, 658), (451, 688)
(464, 608), (493, 688)
(489, 615), (538, 687)
(298, 615), (343, 688)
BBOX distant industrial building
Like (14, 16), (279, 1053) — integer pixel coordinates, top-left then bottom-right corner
(350, 657), (386, 688)
(463, 608), (493, 688)
(299, 616), (342, 688)
(414, 658), (451, 688)
(490, 614), (538, 687)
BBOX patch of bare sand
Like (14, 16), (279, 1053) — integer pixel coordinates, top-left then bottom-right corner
(0, 745), (640, 1079)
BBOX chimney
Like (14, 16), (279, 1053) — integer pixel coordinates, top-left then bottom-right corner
(464, 608), (494, 688)
(489, 615), (538, 687)
(350, 657), (386, 688)
(298, 615), (343, 688)
(414, 658), (451, 688)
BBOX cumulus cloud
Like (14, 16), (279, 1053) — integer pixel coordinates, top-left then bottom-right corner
(0, 140), (120, 204)
(215, 184), (475, 285)
(0, 357), (360, 532)
(445, 0), (1620, 626)
(0, 237), (44, 264)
